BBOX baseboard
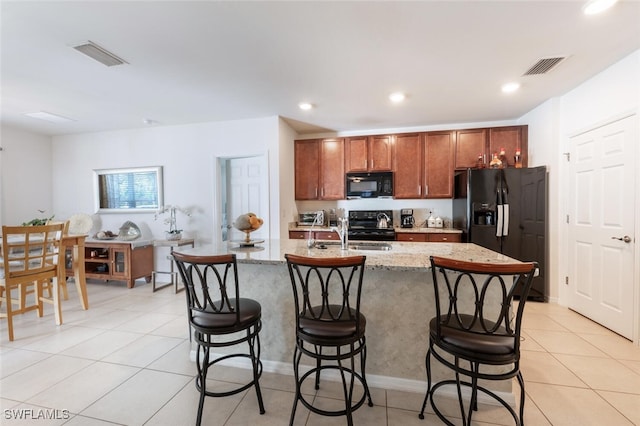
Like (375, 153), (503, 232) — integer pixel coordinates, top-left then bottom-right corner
(189, 349), (516, 407)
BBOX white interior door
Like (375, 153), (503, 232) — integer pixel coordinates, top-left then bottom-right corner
(567, 114), (637, 339)
(225, 155), (269, 242)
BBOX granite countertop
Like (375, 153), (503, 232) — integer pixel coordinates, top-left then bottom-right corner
(394, 227), (462, 234)
(173, 239), (519, 272)
(288, 223), (462, 234)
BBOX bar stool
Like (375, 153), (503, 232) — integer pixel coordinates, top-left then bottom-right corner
(285, 254), (373, 426)
(173, 252), (265, 426)
(419, 256), (537, 425)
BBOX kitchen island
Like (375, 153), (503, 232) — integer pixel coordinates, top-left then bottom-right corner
(174, 239), (520, 397)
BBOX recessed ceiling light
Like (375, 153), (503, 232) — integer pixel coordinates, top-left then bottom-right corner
(298, 102), (313, 111)
(143, 118), (157, 125)
(24, 111), (75, 123)
(501, 82), (521, 94)
(389, 92), (406, 103)
(583, 0), (618, 15)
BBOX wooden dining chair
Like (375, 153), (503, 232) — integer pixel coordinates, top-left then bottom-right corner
(0, 222), (65, 341)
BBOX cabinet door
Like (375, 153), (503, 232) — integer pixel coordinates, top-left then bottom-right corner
(425, 131), (455, 198)
(345, 137), (368, 172)
(319, 138), (345, 199)
(369, 135), (393, 171)
(295, 140), (320, 200)
(110, 246), (129, 279)
(393, 133), (423, 198)
(489, 126), (528, 168)
(455, 129), (487, 169)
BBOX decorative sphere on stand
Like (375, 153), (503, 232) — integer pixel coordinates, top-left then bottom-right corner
(234, 213), (264, 243)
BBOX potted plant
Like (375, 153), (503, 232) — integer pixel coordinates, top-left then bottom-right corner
(155, 205), (191, 240)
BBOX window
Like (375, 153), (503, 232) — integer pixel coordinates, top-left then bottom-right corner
(94, 166), (163, 213)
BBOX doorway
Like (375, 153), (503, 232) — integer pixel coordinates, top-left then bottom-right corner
(219, 154), (269, 242)
(567, 114), (637, 340)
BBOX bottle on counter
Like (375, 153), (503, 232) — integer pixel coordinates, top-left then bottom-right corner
(498, 147), (507, 167)
(489, 153), (502, 169)
(435, 216), (443, 228)
(514, 149), (523, 168)
(427, 210), (436, 228)
(476, 153), (485, 169)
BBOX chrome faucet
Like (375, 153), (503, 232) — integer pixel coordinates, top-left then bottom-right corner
(332, 217), (349, 250)
(307, 210), (323, 249)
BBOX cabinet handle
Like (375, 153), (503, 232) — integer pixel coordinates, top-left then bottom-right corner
(315, 188), (318, 198)
(418, 185), (421, 195)
(321, 188), (324, 197)
(425, 185), (428, 195)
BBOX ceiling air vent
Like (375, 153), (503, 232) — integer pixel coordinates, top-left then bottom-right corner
(72, 41), (127, 67)
(523, 57), (566, 75)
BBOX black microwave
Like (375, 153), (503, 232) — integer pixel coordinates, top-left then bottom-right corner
(346, 172), (393, 198)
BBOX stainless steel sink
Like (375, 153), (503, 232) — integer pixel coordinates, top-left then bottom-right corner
(312, 241), (393, 251)
(348, 242), (392, 251)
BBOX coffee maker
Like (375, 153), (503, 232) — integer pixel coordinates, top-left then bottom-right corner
(400, 209), (415, 228)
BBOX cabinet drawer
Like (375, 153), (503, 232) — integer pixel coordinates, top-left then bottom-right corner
(396, 233), (428, 242)
(315, 231), (339, 240)
(289, 231), (312, 239)
(427, 233), (461, 242)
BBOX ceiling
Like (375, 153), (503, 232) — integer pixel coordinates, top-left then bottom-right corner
(1, 1), (639, 137)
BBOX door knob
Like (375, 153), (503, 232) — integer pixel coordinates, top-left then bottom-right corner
(611, 235), (632, 243)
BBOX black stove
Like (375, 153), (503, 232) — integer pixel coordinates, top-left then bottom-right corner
(348, 210), (395, 241)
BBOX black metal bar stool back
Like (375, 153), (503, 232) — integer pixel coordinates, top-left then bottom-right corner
(173, 252), (265, 425)
(285, 254), (373, 426)
(419, 255), (537, 425)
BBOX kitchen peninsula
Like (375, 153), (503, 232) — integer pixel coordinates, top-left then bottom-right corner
(174, 239), (521, 397)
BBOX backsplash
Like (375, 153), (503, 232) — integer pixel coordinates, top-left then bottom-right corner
(295, 198), (454, 228)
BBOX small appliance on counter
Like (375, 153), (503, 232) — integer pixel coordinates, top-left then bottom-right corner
(400, 209), (415, 228)
(297, 210), (325, 226)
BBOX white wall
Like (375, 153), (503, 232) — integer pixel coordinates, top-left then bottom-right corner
(0, 126), (53, 226)
(50, 116), (281, 270)
(520, 49), (640, 305)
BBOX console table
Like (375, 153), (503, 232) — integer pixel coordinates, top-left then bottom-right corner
(80, 239), (154, 288)
(152, 238), (195, 292)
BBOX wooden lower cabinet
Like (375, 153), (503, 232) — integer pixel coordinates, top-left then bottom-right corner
(289, 230), (339, 241)
(396, 233), (461, 243)
(70, 241), (154, 289)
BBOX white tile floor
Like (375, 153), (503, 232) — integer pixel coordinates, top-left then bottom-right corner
(1, 279), (639, 425)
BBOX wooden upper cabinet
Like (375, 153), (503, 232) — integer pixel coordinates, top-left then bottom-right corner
(346, 135), (393, 172)
(295, 139), (320, 200)
(488, 126), (528, 168)
(425, 131), (455, 198)
(368, 135), (393, 171)
(319, 138), (345, 200)
(455, 128), (488, 169)
(294, 138), (344, 200)
(393, 133), (423, 199)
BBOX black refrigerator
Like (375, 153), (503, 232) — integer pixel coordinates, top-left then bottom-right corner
(452, 166), (548, 301)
